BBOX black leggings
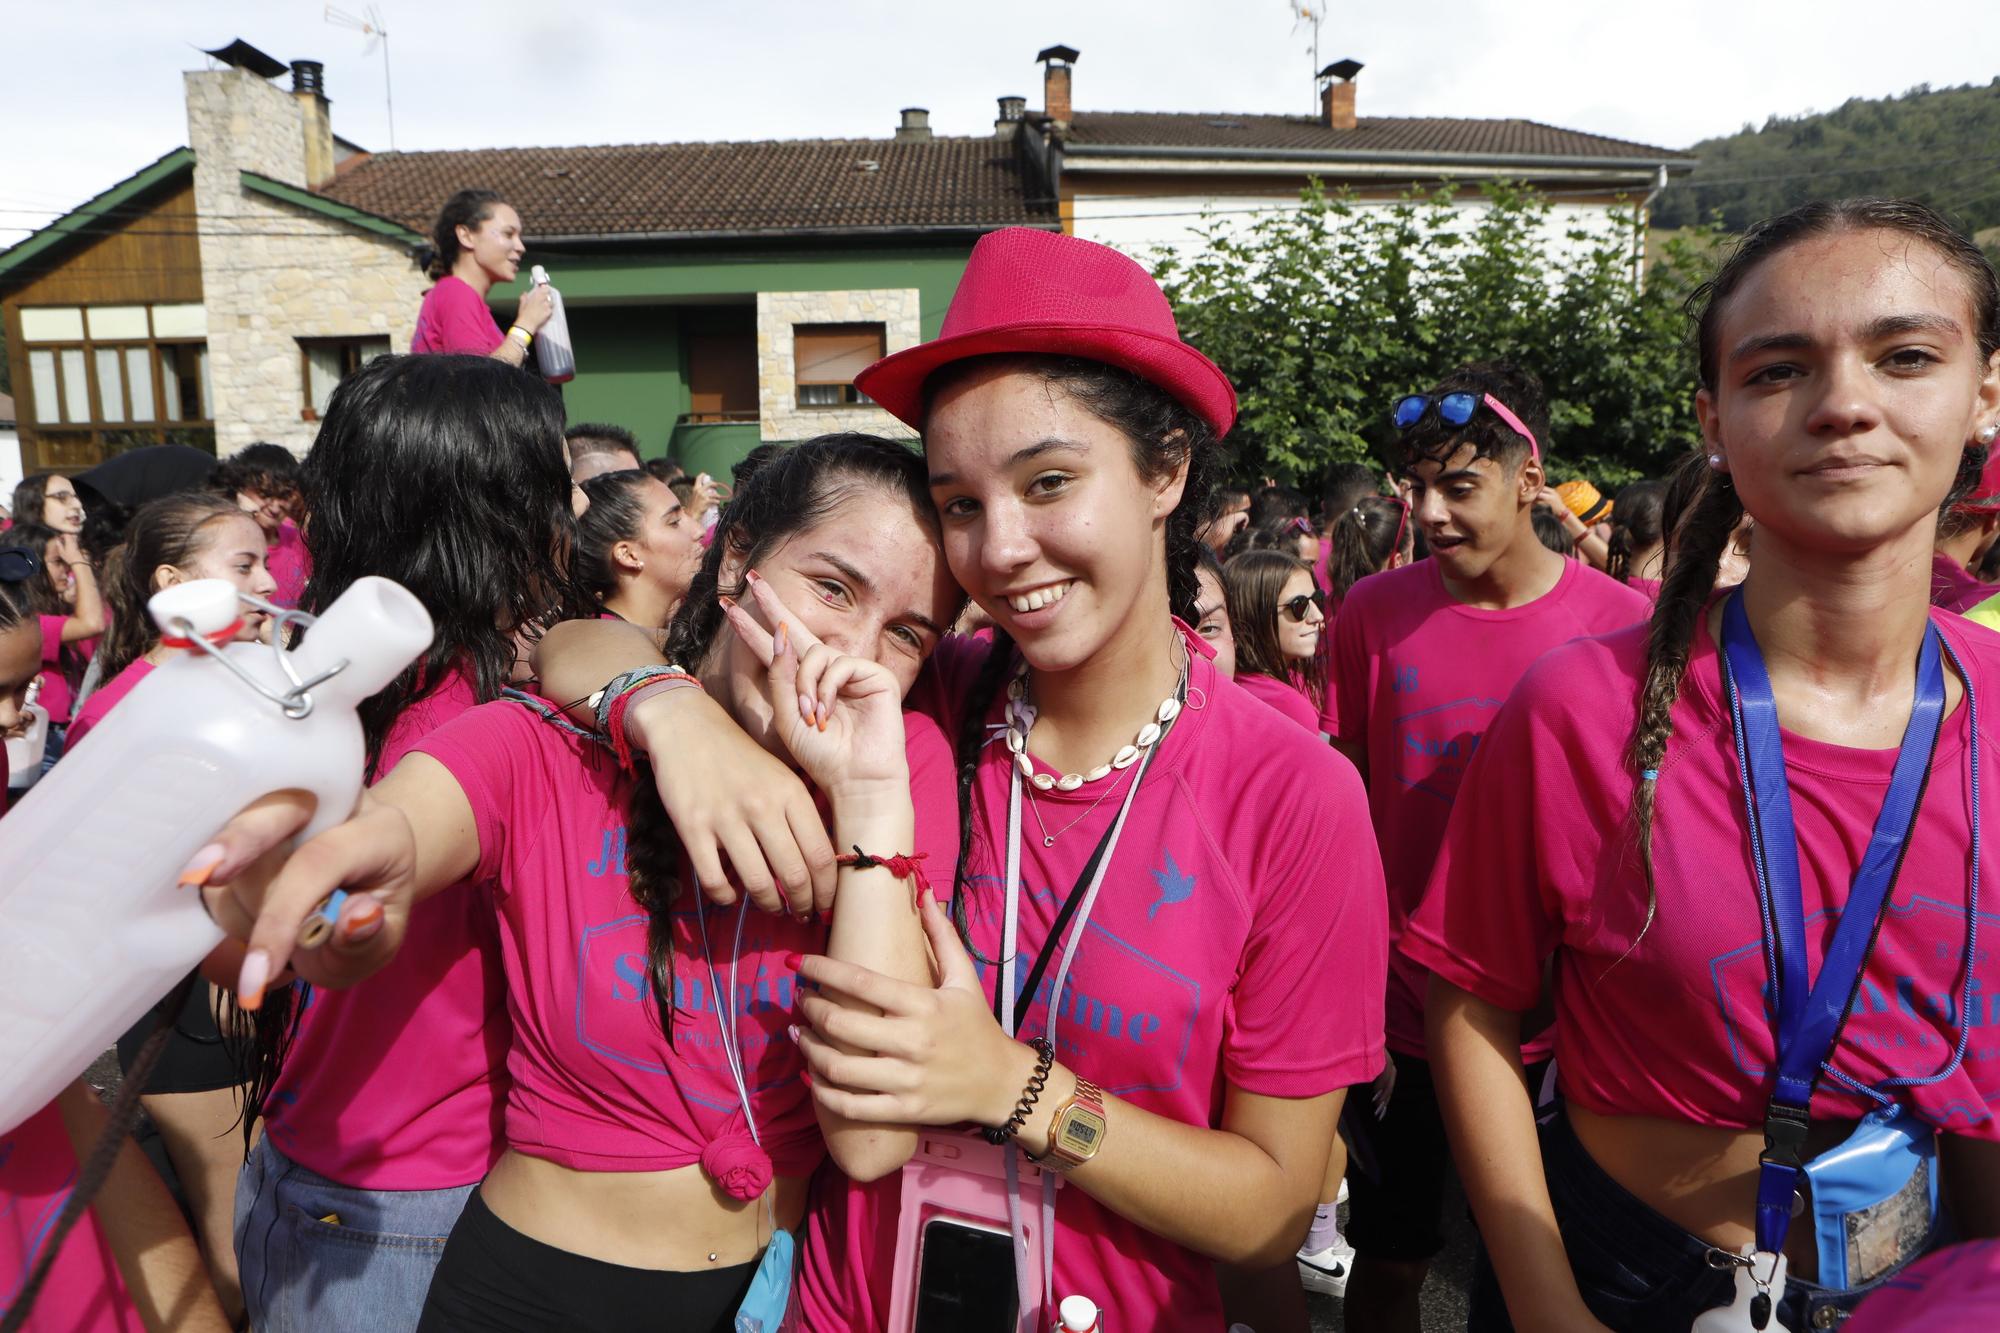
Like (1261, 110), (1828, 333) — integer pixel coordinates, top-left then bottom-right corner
(417, 1189), (758, 1333)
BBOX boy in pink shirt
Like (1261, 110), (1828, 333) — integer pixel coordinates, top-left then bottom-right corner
(1327, 362), (1646, 1325)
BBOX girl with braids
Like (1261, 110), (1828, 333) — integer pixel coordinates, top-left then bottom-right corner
(1605, 478), (1669, 598)
(1407, 199), (2000, 1331)
(1223, 549), (1327, 733)
(575, 468), (705, 635)
(1329, 361), (1646, 1333)
(411, 188), (555, 365)
(780, 228), (1387, 1331)
(188, 433), (961, 1330)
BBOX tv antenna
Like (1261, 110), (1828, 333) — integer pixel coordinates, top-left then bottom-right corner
(1290, 2), (1325, 115)
(325, 5), (397, 149)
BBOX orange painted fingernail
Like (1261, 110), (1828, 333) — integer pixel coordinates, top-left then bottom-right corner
(238, 949), (272, 1011)
(776, 623), (789, 655)
(718, 594), (736, 611)
(178, 844), (225, 888)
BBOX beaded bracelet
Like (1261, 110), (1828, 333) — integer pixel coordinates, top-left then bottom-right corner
(591, 665), (701, 771)
(983, 1036), (1055, 1146)
(834, 846), (933, 913)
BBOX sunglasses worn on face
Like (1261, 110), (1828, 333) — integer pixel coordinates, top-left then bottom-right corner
(1281, 589), (1326, 622)
(1392, 392), (1540, 459)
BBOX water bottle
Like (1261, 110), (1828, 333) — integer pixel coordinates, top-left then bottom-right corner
(5, 701), (49, 793)
(1690, 1246), (1791, 1332)
(530, 264), (576, 384)
(0, 576), (433, 1134)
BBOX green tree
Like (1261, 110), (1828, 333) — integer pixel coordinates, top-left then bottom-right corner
(1153, 180), (1720, 489)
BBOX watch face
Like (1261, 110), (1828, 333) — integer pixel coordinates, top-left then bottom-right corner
(1059, 1110), (1105, 1157)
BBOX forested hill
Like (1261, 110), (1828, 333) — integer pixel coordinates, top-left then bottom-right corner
(1649, 77), (2000, 250)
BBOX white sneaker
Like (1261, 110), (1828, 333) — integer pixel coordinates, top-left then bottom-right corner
(1336, 1177), (1349, 1206)
(1296, 1241), (1355, 1298)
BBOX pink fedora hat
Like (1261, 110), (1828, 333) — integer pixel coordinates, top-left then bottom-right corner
(855, 227), (1237, 437)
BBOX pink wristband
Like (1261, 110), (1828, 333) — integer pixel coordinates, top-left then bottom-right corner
(612, 675), (702, 770)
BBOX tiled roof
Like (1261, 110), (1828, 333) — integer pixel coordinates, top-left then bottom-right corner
(1062, 111), (1688, 161)
(317, 136), (1055, 239)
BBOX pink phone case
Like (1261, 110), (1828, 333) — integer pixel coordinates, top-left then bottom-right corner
(887, 1130), (1061, 1333)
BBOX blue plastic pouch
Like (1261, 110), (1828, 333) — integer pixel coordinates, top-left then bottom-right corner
(733, 1224), (797, 1332)
(1801, 1104), (1937, 1290)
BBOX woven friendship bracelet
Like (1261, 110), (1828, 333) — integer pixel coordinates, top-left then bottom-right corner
(834, 846), (933, 913)
(591, 665), (700, 771)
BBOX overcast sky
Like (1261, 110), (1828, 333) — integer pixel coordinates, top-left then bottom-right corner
(4, 0), (1997, 239)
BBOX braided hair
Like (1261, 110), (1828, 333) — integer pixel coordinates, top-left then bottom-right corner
(1625, 198), (2000, 943)
(922, 354), (1226, 939)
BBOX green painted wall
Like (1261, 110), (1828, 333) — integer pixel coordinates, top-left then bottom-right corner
(561, 306), (685, 459)
(496, 243), (981, 465)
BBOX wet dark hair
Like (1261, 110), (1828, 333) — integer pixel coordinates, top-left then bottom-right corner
(921, 353), (1224, 934)
(575, 469), (659, 601)
(98, 493), (249, 682)
(566, 422), (642, 462)
(1224, 516), (1316, 562)
(211, 444), (301, 508)
(300, 354), (583, 770)
(1396, 361), (1549, 472)
(1627, 198), (2000, 944)
(1606, 479), (1667, 584)
(645, 457), (687, 485)
(241, 354), (584, 1149)
(1223, 549), (1326, 699)
(620, 433), (948, 1043)
(1531, 508), (1574, 557)
(1319, 462), (1380, 531)
(1247, 484), (1310, 529)
(425, 189), (508, 281)
(1327, 494), (1407, 603)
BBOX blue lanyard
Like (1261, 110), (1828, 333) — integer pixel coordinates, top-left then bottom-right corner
(1718, 592), (1947, 1257)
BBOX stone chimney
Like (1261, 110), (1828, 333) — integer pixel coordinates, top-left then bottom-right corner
(1038, 45), (1078, 130)
(994, 95), (1027, 139)
(1318, 59), (1363, 131)
(291, 60), (336, 188)
(895, 108), (933, 143)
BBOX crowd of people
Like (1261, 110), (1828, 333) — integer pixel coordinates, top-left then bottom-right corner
(2, 192), (1999, 1333)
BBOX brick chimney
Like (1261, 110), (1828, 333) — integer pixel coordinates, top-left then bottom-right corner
(291, 60), (336, 188)
(1038, 45), (1078, 129)
(895, 107), (933, 143)
(1318, 59), (1363, 131)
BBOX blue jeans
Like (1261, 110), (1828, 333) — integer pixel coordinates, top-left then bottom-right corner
(1468, 1109), (1940, 1332)
(234, 1137), (476, 1332)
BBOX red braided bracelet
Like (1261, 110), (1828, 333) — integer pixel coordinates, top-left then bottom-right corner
(603, 672), (700, 771)
(834, 846), (932, 913)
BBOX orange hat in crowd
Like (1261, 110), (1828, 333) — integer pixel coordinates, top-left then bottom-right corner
(1555, 479), (1612, 524)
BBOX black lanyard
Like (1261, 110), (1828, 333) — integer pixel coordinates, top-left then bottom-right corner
(993, 814), (1122, 1036)
(1718, 592), (1946, 1256)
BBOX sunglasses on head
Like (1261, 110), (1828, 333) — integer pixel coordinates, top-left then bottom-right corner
(1392, 392), (1540, 459)
(0, 547), (42, 584)
(1281, 589), (1326, 622)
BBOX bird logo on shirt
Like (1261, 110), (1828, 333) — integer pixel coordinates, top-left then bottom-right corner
(1150, 850), (1196, 920)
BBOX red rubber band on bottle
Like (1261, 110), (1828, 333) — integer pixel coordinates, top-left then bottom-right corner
(158, 618), (247, 650)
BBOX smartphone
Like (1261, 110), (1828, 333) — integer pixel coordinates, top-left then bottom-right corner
(913, 1215), (1017, 1333)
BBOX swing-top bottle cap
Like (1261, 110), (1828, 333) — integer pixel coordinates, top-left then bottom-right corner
(1058, 1295), (1100, 1331)
(148, 578), (242, 640)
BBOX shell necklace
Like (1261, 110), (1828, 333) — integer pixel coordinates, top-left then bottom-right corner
(1003, 661), (1185, 794)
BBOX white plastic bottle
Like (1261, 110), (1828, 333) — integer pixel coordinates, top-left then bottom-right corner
(0, 576), (433, 1134)
(5, 701), (49, 792)
(529, 264), (576, 384)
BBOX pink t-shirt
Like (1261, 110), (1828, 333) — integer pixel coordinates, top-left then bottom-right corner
(34, 617), (84, 726)
(1402, 610), (2000, 1139)
(1327, 557), (1648, 1058)
(0, 1098), (145, 1332)
(1235, 669), (1321, 734)
(1931, 551), (1997, 615)
(1846, 1239), (2000, 1332)
(64, 659), (154, 751)
(261, 670), (510, 1189)
(801, 628), (1388, 1333)
(417, 700), (817, 1177)
(412, 276), (506, 356)
(266, 520), (310, 610)
(1625, 574), (1662, 603)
